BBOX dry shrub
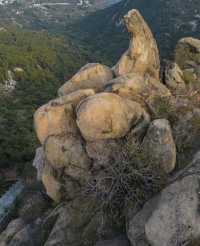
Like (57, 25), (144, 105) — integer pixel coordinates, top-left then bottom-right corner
(85, 141), (167, 222)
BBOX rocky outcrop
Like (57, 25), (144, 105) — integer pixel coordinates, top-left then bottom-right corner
(14, 7), (200, 246)
(28, 8), (181, 246)
(113, 9), (160, 80)
(142, 119), (176, 174)
(175, 37), (200, 84)
(105, 73), (171, 108)
(172, 108), (200, 166)
(127, 174), (200, 246)
(44, 196), (116, 246)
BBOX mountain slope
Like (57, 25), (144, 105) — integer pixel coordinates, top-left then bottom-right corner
(70, 0), (200, 63)
(0, 27), (88, 172)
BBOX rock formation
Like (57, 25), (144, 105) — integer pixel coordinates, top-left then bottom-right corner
(3, 8), (200, 246)
(127, 174), (200, 246)
(113, 9), (160, 80)
(76, 92), (146, 141)
(142, 119), (176, 174)
(32, 8), (175, 206)
(175, 37), (200, 84)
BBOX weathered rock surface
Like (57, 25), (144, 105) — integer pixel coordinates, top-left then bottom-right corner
(58, 63), (113, 96)
(58, 89), (95, 105)
(32, 147), (45, 180)
(175, 37), (200, 84)
(127, 174), (200, 246)
(45, 133), (91, 182)
(113, 9), (160, 80)
(173, 108), (200, 166)
(164, 62), (185, 91)
(105, 73), (171, 107)
(34, 99), (77, 144)
(76, 92), (147, 141)
(44, 197), (116, 246)
(86, 139), (122, 168)
(142, 119), (176, 173)
(42, 162), (62, 202)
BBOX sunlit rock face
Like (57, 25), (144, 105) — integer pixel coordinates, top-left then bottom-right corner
(113, 9), (160, 80)
(33, 8), (176, 206)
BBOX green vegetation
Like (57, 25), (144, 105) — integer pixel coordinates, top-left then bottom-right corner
(0, 27), (88, 173)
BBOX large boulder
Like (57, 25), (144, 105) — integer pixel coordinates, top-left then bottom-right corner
(127, 174), (200, 246)
(142, 119), (176, 173)
(76, 92), (148, 141)
(105, 73), (171, 108)
(113, 9), (160, 80)
(58, 63), (113, 96)
(44, 133), (91, 182)
(44, 197), (117, 246)
(172, 108), (200, 167)
(34, 89), (95, 144)
(34, 99), (77, 144)
(175, 37), (200, 84)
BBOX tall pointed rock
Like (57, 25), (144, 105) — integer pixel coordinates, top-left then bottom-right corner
(114, 9), (160, 80)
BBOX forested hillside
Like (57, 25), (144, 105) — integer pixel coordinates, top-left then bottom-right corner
(70, 0), (200, 63)
(0, 27), (88, 173)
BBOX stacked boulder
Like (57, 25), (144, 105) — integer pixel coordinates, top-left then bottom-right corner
(3, 8), (200, 246)
(32, 8), (178, 246)
(34, 9), (176, 204)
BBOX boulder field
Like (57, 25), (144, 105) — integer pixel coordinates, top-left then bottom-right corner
(2, 8), (200, 246)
